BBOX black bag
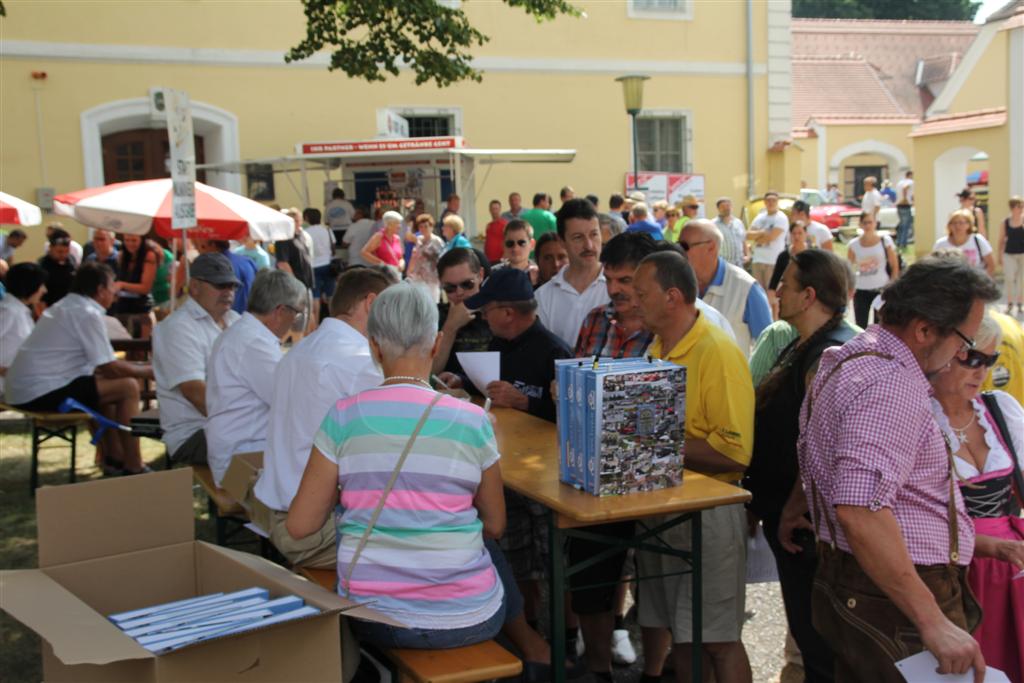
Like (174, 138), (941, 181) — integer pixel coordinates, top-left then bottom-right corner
(980, 391), (1024, 505)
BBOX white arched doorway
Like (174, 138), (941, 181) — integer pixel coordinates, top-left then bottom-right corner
(933, 145), (987, 235)
(80, 97), (240, 193)
(828, 139), (910, 192)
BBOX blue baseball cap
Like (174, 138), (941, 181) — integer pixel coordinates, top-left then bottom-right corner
(465, 267), (534, 310)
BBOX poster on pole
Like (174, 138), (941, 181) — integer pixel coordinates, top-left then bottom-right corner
(625, 173), (706, 217)
(164, 88), (197, 230)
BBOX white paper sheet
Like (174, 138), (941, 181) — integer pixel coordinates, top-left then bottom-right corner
(456, 352), (500, 396)
(895, 650), (1009, 682)
(1014, 569), (1024, 580)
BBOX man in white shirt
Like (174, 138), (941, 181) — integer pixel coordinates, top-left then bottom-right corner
(861, 176), (883, 219)
(324, 187), (355, 232)
(536, 198), (610, 347)
(153, 253), (241, 465)
(343, 207), (375, 267)
(253, 265), (398, 567)
(747, 191), (790, 290)
(790, 200), (833, 251)
(303, 207), (337, 306)
(713, 198), (749, 267)
(204, 270), (307, 485)
(6, 262), (154, 474)
(42, 223), (83, 266)
(0, 262), (47, 396)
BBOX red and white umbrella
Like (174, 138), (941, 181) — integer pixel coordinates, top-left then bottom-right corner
(0, 192), (43, 226)
(53, 179), (294, 241)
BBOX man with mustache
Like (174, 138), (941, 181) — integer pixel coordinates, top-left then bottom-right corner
(536, 198), (608, 347)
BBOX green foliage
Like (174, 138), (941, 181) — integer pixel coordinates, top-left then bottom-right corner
(792, 0), (980, 21)
(286, 0), (579, 87)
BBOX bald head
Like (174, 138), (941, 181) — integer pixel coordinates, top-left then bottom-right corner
(681, 219), (721, 250)
(679, 219), (722, 287)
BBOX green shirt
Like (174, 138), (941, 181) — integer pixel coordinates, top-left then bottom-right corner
(749, 319), (862, 386)
(520, 208), (557, 241)
(151, 248), (174, 305)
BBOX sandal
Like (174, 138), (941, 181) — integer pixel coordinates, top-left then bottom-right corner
(122, 465), (154, 476)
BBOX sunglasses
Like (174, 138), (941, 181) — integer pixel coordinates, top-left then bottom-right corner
(198, 280), (238, 291)
(685, 205), (699, 210)
(679, 239), (712, 252)
(505, 239), (528, 248)
(442, 279), (476, 294)
(953, 327), (976, 354)
(957, 349), (999, 370)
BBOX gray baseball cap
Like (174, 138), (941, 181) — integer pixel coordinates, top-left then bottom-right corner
(190, 252), (240, 286)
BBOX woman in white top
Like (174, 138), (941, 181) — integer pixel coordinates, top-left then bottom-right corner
(0, 262), (47, 397)
(933, 209), (995, 276)
(846, 211), (898, 328)
(929, 314), (1024, 681)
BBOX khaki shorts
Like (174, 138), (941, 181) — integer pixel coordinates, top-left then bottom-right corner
(260, 503), (337, 569)
(751, 262), (774, 290)
(636, 502), (747, 643)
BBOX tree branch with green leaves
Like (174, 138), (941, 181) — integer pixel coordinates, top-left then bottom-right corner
(286, 0), (580, 87)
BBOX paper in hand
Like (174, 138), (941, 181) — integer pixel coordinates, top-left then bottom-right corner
(456, 352), (501, 397)
(1014, 569), (1024, 580)
(895, 650), (1009, 682)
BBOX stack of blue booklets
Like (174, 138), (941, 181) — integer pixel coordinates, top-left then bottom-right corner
(107, 587), (320, 653)
(556, 357), (686, 496)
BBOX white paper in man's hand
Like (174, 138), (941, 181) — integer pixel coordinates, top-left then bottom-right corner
(895, 650), (1009, 682)
(456, 352), (500, 397)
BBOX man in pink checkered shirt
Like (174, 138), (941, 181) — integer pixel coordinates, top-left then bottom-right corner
(796, 254), (1000, 682)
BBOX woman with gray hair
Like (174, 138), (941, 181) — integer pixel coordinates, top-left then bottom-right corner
(361, 210), (406, 270)
(205, 269), (308, 484)
(929, 312), (1024, 680)
(288, 282), (562, 679)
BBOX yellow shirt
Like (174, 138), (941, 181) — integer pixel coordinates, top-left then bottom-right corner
(649, 312), (754, 482)
(982, 310), (1024, 404)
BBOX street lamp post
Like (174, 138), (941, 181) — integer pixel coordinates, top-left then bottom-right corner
(615, 74), (650, 191)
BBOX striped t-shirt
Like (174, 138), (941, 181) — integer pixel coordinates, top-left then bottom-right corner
(313, 384), (503, 629)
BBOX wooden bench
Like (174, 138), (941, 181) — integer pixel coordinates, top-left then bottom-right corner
(296, 567), (522, 683)
(0, 402), (92, 495)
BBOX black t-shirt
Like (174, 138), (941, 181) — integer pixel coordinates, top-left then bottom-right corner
(438, 302), (493, 377)
(274, 236), (314, 289)
(485, 318), (570, 422)
(38, 255), (75, 306)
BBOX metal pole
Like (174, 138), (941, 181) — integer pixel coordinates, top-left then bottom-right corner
(631, 111), (640, 190)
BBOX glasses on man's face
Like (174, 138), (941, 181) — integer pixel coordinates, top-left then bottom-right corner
(505, 239), (528, 248)
(198, 280), (238, 291)
(686, 205), (699, 210)
(957, 349), (999, 370)
(442, 279), (476, 294)
(679, 239), (712, 252)
(952, 327), (976, 354)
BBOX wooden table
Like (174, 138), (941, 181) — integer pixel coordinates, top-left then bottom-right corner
(491, 407), (751, 683)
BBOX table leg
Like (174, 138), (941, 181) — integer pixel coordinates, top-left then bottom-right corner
(691, 510), (702, 682)
(548, 511), (566, 683)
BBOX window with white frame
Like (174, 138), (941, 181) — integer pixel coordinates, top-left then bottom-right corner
(391, 107), (462, 138)
(628, 0), (692, 20)
(636, 112), (691, 173)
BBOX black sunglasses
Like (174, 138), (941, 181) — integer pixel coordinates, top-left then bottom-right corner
(957, 349), (999, 370)
(442, 279), (476, 294)
(505, 239), (528, 248)
(679, 239), (712, 252)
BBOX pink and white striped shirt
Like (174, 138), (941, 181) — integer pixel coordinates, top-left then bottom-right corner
(798, 325), (975, 566)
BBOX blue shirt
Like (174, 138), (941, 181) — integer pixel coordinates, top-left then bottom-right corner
(225, 249), (258, 314)
(625, 219), (664, 241)
(443, 233), (472, 253)
(703, 257), (772, 341)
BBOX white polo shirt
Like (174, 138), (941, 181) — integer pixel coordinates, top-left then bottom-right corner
(0, 296), (35, 396)
(805, 220), (833, 249)
(5, 294), (115, 405)
(751, 210), (790, 265)
(536, 266), (610, 348)
(205, 313), (283, 485)
(254, 317), (383, 512)
(152, 297), (239, 456)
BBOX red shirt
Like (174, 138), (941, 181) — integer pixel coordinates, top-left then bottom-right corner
(484, 218), (508, 263)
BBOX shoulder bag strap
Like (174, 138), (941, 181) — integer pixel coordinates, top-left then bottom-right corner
(980, 392), (1024, 505)
(341, 392), (445, 598)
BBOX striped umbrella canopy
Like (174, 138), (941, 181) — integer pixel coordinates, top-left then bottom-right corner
(53, 179), (294, 241)
(0, 192), (43, 226)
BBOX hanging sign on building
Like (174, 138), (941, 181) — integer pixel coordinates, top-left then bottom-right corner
(163, 88), (197, 229)
(625, 173), (705, 214)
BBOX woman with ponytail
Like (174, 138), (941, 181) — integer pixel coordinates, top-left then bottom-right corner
(743, 249), (858, 682)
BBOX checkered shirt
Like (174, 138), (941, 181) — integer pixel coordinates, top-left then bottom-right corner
(573, 304), (653, 359)
(797, 325), (974, 566)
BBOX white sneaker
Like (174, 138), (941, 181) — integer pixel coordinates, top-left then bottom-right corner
(575, 628), (585, 658)
(611, 629), (637, 665)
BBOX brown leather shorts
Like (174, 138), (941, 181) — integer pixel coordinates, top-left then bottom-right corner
(811, 543), (981, 683)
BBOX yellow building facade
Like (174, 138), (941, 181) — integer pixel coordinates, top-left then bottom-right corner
(1, 0), (795, 256)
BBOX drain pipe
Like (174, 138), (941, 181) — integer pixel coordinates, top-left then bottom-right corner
(746, 0), (755, 199)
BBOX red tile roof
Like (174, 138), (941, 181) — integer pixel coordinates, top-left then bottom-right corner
(791, 56), (908, 128)
(792, 18), (978, 118)
(910, 107), (1007, 137)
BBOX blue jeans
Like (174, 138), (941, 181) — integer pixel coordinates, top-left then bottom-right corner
(350, 539), (524, 649)
(313, 264), (335, 299)
(896, 205), (914, 248)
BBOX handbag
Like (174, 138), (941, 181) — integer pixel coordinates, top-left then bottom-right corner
(341, 392), (444, 598)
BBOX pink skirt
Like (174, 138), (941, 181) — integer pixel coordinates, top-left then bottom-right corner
(968, 515), (1024, 683)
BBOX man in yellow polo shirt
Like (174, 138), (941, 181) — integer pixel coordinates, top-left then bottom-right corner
(632, 249), (754, 683)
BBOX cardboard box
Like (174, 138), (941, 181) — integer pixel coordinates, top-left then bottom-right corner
(1, 468), (389, 682)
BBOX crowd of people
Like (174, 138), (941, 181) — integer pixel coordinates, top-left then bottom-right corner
(0, 182), (1022, 683)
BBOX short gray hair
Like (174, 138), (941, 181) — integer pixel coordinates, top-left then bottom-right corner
(630, 203), (649, 219)
(975, 313), (1003, 350)
(247, 269), (308, 315)
(368, 282), (439, 362)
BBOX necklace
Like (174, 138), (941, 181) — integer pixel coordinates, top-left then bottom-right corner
(949, 410), (976, 445)
(383, 375), (432, 389)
